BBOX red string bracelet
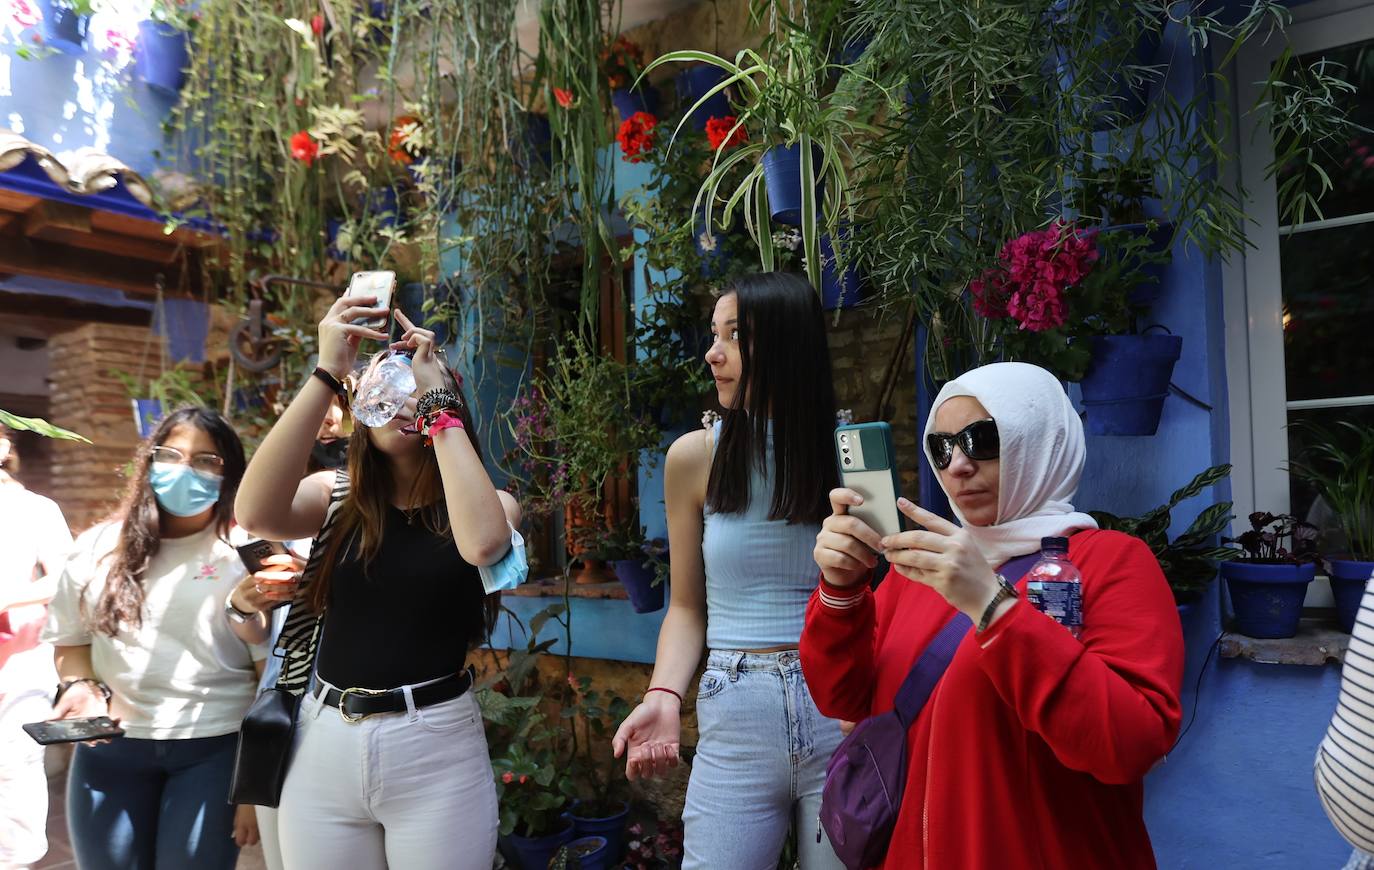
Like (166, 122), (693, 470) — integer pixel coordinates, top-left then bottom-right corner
(645, 686), (682, 704)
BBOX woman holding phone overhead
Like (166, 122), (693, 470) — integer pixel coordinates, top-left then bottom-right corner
(801, 361), (1183, 869)
(234, 289), (518, 870)
(42, 407), (262, 870)
(612, 272), (847, 869)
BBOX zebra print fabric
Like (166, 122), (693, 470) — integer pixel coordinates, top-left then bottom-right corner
(271, 470), (350, 696)
(1317, 568), (1374, 853)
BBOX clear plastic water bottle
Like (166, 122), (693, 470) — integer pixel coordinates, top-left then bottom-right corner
(1025, 536), (1083, 638)
(350, 351), (415, 427)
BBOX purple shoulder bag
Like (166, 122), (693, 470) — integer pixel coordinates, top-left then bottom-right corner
(818, 552), (1040, 870)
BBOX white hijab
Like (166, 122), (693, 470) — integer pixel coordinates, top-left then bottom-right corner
(922, 362), (1098, 567)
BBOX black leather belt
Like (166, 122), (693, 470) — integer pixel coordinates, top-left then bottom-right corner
(320, 669), (472, 724)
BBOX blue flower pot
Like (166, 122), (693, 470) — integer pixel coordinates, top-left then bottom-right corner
(135, 20), (189, 95)
(611, 86), (659, 122)
(1222, 561), (1317, 639)
(762, 144), (822, 227)
(820, 228), (863, 310)
(562, 836), (611, 870)
(38, 0), (88, 55)
(501, 819), (576, 870)
(131, 399), (164, 440)
(1329, 560), (1374, 634)
(569, 801), (628, 867)
(1078, 333), (1182, 436)
(364, 187), (401, 228)
(613, 559), (665, 614)
(676, 65), (730, 130)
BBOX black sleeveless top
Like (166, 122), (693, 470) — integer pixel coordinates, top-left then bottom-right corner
(315, 504), (484, 689)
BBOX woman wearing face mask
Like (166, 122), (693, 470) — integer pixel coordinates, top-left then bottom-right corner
(801, 362), (1184, 869)
(612, 272), (846, 868)
(234, 294), (517, 869)
(42, 407), (262, 870)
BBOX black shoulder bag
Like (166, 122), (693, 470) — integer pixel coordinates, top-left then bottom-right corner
(228, 471), (350, 807)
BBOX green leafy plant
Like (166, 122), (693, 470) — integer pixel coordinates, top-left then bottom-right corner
(1089, 464), (1235, 604)
(643, 24), (880, 290)
(509, 338), (662, 517)
(0, 409), (90, 444)
(1288, 421), (1374, 561)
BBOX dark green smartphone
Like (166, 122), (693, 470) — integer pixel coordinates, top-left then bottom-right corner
(835, 422), (903, 539)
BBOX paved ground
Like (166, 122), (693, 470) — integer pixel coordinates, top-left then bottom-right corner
(36, 747), (266, 870)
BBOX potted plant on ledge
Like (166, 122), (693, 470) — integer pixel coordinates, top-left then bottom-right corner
(1290, 421), (1374, 633)
(1220, 512), (1320, 639)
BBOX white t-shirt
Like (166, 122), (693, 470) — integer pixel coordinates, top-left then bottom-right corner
(0, 483), (72, 635)
(42, 522), (267, 739)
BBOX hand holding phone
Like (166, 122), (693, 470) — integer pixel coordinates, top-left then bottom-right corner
(24, 716), (124, 746)
(343, 270), (396, 332)
(835, 422), (904, 540)
(236, 540), (288, 575)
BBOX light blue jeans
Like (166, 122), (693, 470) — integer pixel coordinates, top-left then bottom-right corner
(683, 649), (845, 870)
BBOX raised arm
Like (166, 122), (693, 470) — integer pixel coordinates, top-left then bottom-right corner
(612, 429), (711, 779)
(236, 294), (387, 541)
(393, 310), (515, 565)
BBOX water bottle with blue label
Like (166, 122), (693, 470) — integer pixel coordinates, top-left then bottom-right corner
(1025, 536), (1083, 638)
(350, 350), (415, 427)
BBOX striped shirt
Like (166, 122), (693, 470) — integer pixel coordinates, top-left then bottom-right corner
(1317, 567), (1374, 856)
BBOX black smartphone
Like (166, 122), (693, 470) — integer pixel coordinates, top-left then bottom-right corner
(23, 717), (125, 745)
(236, 540), (288, 574)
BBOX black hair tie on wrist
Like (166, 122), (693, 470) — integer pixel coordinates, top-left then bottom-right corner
(312, 367), (348, 402)
(416, 387), (463, 420)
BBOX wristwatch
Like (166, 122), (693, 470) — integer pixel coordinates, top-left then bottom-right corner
(976, 573), (1020, 634)
(224, 596), (255, 625)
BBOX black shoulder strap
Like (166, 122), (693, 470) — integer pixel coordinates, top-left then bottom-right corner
(273, 469), (350, 695)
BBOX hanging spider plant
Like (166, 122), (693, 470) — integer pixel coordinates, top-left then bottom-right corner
(641, 29), (880, 291)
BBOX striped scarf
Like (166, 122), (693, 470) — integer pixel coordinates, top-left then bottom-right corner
(272, 470), (350, 695)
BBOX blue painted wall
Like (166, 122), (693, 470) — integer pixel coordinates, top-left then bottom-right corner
(1068, 16), (1350, 868)
(1, 21), (173, 175)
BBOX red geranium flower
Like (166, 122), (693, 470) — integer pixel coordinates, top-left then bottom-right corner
(501, 772), (514, 784)
(311, 14), (325, 36)
(554, 87), (574, 109)
(704, 116), (747, 151)
(387, 115), (422, 166)
(290, 130), (318, 166)
(616, 111), (657, 163)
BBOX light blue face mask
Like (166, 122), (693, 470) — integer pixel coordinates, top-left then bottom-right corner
(478, 524), (529, 594)
(149, 462), (222, 518)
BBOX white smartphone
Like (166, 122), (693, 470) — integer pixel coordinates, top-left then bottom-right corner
(343, 270), (396, 331)
(836, 422), (903, 540)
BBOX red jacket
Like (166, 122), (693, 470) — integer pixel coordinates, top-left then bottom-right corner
(800, 529), (1183, 870)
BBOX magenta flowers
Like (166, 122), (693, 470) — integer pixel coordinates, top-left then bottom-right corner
(971, 221), (1099, 333)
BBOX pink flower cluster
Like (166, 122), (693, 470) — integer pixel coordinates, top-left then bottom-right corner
(969, 221), (1099, 333)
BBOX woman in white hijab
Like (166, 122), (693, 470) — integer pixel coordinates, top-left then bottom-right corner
(799, 362), (1184, 870)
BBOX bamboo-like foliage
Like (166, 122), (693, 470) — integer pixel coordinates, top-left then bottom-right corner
(1289, 422), (1374, 561)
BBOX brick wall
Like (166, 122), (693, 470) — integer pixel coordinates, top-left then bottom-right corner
(47, 324), (165, 532)
(826, 306), (922, 497)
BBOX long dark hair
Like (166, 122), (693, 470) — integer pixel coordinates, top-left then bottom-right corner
(90, 407), (246, 636)
(706, 272), (839, 524)
(308, 360), (499, 645)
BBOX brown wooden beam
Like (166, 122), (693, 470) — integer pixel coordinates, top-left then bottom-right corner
(0, 236), (198, 297)
(24, 200), (91, 237)
(0, 291), (153, 327)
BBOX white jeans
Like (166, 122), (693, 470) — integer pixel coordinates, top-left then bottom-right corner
(0, 639), (55, 868)
(277, 677), (498, 870)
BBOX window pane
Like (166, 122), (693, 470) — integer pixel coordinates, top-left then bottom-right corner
(1286, 404), (1374, 556)
(1279, 221), (1374, 402)
(1279, 40), (1374, 223)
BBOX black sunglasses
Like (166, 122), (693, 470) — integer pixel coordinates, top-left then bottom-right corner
(927, 419), (1000, 470)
